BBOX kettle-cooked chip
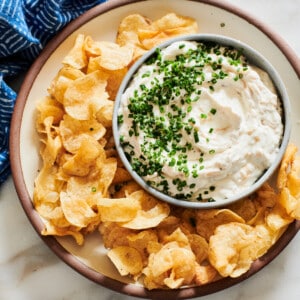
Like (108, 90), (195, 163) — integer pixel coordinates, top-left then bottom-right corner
(39, 116), (62, 167)
(108, 246), (143, 276)
(196, 209), (245, 241)
(48, 66), (85, 103)
(127, 230), (158, 263)
(120, 190), (170, 229)
(62, 34), (88, 69)
(265, 202), (294, 233)
(98, 195), (141, 223)
(33, 165), (63, 205)
(62, 137), (102, 176)
(95, 157), (118, 197)
(151, 13), (197, 31)
(59, 114), (106, 153)
(279, 187), (300, 219)
(143, 241), (196, 289)
(138, 13), (198, 50)
(118, 14), (152, 35)
(208, 222), (257, 278)
(194, 264), (218, 286)
(277, 143), (298, 189)
(60, 191), (99, 228)
(188, 234), (209, 264)
(95, 101), (114, 128)
(64, 70), (109, 120)
(42, 219), (84, 245)
(112, 167), (132, 184)
(93, 41), (134, 71)
(36, 96), (65, 127)
(286, 156), (300, 197)
(208, 222), (280, 278)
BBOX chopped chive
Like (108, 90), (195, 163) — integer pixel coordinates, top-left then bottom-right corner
(210, 108), (217, 115)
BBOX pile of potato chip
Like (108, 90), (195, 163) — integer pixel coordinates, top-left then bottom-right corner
(33, 12), (300, 290)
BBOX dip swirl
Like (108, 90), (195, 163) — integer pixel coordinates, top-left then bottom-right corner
(118, 41), (283, 202)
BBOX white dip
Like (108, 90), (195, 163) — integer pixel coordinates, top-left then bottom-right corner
(118, 41), (283, 202)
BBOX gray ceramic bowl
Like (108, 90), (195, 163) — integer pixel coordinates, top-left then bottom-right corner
(113, 33), (291, 209)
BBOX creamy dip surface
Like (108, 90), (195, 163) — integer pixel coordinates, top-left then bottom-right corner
(118, 41), (283, 202)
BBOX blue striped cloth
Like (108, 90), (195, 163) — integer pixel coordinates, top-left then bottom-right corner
(0, 0), (107, 184)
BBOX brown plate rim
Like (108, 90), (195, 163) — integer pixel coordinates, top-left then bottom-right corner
(9, 0), (300, 299)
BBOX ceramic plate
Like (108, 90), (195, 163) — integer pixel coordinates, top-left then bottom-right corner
(10, 0), (300, 299)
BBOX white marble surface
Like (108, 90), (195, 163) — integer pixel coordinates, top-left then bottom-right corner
(1, 0), (300, 299)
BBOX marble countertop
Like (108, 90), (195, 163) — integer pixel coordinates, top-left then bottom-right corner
(1, 0), (299, 299)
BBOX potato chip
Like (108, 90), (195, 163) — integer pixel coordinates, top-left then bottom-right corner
(120, 190), (170, 229)
(208, 222), (256, 277)
(107, 246), (143, 276)
(39, 116), (62, 167)
(65, 176), (102, 204)
(91, 41), (133, 71)
(95, 157), (118, 197)
(99, 222), (133, 249)
(35, 201), (67, 226)
(152, 13), (197, 32)
(60, 191), (99, 227)
(143, 241), (196, 289)
(196, 209), (245, 241)
(155, 215), (181, 242)
(287, 156), (300, 197)
(48, 66), (85, 103)
(97, 194), (141, 223)
(188, 234), (209, 264)
(62, 136), (102, 176)
(36, 96), (65, 127)
(277, 143), (298, 189)
(139, 13), (198, 50)
(33, 165), (63, 205)
(228, 198), (257, 223)
(59, 114), (106, 153)
(265, 202), (294, 233)
(162, 227), (189, 247)
(41, 219), (84, 245)
(112, 167), (132, 184)
(279, 187), (300, 219)
(112, 180), (141, 198)
(256, 183), (278, 208)
(116, 14), (151, 60)
(83, 35), (102, 57)
(127, 230), (158, 263)
(62, 34), (88, 69)
(95, 100), (114, 127)
(105, 67), (128, 100)
(276, 144), (300, 219)
(63, 70), (109, 120)
(116, 30), (147, 61)
(208, 222), (277, 278)
(178, 209), (197, 234)
(194, 264), (218, 286)
(117, 14), (152, 36)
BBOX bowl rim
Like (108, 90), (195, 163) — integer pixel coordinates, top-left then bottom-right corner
(113, 33), (292, 209)
(8, 0), (300, 299)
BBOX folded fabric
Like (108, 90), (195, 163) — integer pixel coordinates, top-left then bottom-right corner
(0, 0), (107, 184)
